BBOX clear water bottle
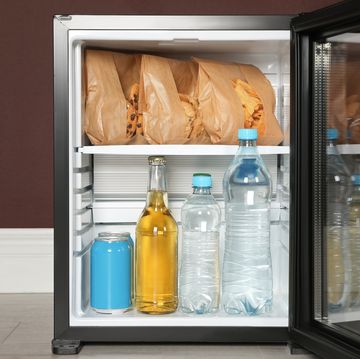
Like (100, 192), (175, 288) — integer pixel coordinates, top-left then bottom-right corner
(326, 128), (352, 311)
(349, 174), (360, 307)
(222, 128), (272, 316)
(179, 173), (221, 314)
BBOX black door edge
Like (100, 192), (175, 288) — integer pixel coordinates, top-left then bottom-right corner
(290, 1), (360, 358)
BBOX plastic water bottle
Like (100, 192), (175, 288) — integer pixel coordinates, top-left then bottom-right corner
(179, 173), (221, 314)
(349, 174), (360, 307)
(326, 128), (352, 311)
(222, 128), (272, 315)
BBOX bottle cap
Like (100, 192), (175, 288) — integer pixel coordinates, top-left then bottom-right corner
(148, 156), (166, 165)
(326, 128), (339, 140)
(352, 174), (360, 185)
(192, 173), (212, 188)
(238, 128), (258, 140)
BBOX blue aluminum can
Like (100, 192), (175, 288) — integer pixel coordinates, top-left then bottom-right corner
(90, 232), (132, 314)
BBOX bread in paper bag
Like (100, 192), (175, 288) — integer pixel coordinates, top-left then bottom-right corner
(346, 59), (360, 144)
(84, 50), (146, 145)
(195, 57), (283, 145)
(194, 57), (245, 144)
(232, 79), (265, 138)
(168, 58), (210, 144)
(237, 64), (283, 145)
(113, 53), (145, 138)
(140, 55), (209, 144)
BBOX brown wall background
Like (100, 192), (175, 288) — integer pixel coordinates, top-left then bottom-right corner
(0, 0), (340, 228)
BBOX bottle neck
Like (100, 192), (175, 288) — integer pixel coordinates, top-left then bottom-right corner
(237, 139), (258, 155)
(326, 139), (338, 155)
(148, 164), (167, 192)
(193, 187), (211, 195)
(147, 164), (168, 207)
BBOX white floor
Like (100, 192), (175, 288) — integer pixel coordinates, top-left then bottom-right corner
(0, 294), (317, 358)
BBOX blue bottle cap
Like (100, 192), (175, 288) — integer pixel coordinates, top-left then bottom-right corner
(352, 174), (360, 185)
(327, 128), (339, 140)
(238, 128), (258, 140)
(192, 173), (212, 188)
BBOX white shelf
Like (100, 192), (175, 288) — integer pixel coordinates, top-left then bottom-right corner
(79, 145), (290, 156)
(338, 144), (360, 155)
(71, 308), (288, 327)
(79, 144), (360, 156)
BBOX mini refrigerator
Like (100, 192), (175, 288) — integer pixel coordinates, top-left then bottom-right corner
(53, 1), (360, 357)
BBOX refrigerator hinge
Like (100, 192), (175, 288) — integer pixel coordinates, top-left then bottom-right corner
(58, 15), (72, 22)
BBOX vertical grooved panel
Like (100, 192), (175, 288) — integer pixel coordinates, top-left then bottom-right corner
(93, 155), (279, 199)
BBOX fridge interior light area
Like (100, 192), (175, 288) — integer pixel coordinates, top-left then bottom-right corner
(66, 25), (292, 328)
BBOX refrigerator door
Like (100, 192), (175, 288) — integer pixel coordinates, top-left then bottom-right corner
(290, 1), (360, 358)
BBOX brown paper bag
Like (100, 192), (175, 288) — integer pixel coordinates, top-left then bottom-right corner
(168, 58), (198, 96)
(346, 59), (360, 144)
(327, 46), (348, 144)
(238, 64), (284, 145)
(195, 58), (245, 144)
(84, 50), (146, 145)
(113, 53), (145, 139)
(195, 57), (283, 145)
(113, 53), (142, 98)
(232, 79), (265, 138)
(140, 55), (206, 144)
(168, 58), (211, 144)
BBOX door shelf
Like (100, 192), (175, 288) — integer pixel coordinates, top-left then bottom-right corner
(328, 309), (360, 324)
(338, 144), (360, 155)
(79, 145), (290, 156)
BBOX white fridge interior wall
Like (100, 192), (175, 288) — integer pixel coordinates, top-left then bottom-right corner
(69, 30), (290, 326)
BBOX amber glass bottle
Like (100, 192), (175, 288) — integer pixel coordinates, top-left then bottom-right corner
(135, 156), (178, 314)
